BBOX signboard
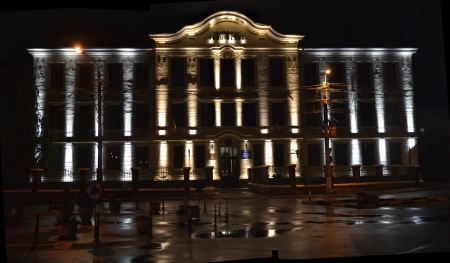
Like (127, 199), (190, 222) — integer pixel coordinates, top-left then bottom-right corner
(85, 181), (104, 202)
(196, 180), (204, 193)
(241, 150), (252, 159)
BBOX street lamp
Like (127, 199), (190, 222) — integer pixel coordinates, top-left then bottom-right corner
(322, 69), (333, 193)
(75, 47), (103, 182)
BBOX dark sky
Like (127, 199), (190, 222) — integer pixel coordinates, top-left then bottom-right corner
(0, 0), (447, 110)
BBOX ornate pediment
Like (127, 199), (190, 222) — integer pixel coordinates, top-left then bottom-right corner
(149, 11), (304, 47)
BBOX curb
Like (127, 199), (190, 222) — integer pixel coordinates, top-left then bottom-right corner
(301, 196), (450, 208)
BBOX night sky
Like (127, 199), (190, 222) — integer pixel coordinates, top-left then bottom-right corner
(0, 0), (447, 111)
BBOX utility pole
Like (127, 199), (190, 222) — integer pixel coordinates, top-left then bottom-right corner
(322, 69), (333, 193)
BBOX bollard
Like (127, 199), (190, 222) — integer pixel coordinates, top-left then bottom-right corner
(188, 216), (192, 238)
(94, 212), (100, 242)
(32, 215), (39, 245)
(162, 197), (165, 213)
(48, 200), (52, 212)
(213, 204), (217, 227)
(225, 199), (228, 223)
(184, 196), (186, 205)
(204, 197), (207, 213)
(309, 191), (311, 201)
(136, 197), (139, 210)
(148, 211), (153, 238)
(272, 250), (279, 260)
(218, 198), (221, 215)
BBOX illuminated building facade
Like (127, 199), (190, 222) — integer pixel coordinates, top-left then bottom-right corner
(28, 11), (419, 187)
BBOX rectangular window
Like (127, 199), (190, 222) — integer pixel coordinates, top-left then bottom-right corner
(253, 144), (264, 167)
(135, 147), (149, 169)
(328, 62), (345, 86)
(220, 59), (235, 87)
(221, 103), (236, 126)
(200, 103), (215, 127)
(306, 102), (320, 127)
(106, 147), (121, 170)
(303, 63), (318, 86)
(77, 104), (93, 130)
(49, 105), (65, 131)
(357, 62), (371, 88)
(77, 147), (91, 169)
(107, 104), (121, 129)
(362, 143), (375, 165)
(242, 102), (257, 126)
(308, 144), (321, 166)
(50, 63), (64, 90)
(172, 103), (186, 128)
(389, 143), (402, 165)
(359, 102), (373, 127)
(78, 63), (93, 89)
(271, 102), (285, 127)
(270, 58), (284, 87)
(200, 58), (214, 87)
(135, 104), (149, 129)
(107, 63), (122, 90)
(241, 59), (255, 87)
(386, 102), (400, 126)
(274, 144), (284, 167)
(334, 143), (348, 166)
(195, 145), (205, 168)
(174, 145), (184, 169)
(135, 64), (149, 89)
(171, 58), (185, 88)
(332, 102), (346, 126)
(384, 63), (398, 88)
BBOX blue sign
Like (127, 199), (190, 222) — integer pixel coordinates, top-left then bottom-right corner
(85, 182), (104, 202)
(241, 150), (252, 159)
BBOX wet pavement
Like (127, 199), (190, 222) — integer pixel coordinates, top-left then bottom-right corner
(4, 182), (450, 262)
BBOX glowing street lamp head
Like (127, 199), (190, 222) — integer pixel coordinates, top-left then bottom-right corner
(74, 47), (85, 54)
(325, 69), (330, 75)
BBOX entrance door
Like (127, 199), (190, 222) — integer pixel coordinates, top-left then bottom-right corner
(220, 146), (240, 188)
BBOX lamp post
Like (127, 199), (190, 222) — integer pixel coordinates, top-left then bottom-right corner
(75, 47), (103, 182)
(322, 69), (332, 193)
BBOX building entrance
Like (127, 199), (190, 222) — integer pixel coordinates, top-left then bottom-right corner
(220, 146), (240, 188)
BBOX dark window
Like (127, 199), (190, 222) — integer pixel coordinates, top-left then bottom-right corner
(362, 143), (375, 165)
(242, 102), (257, 126)
(328, 62), (345, 85)
(172, 103), (186, 128)
(77, 147), (91, 169)
(107, 63), (122, 90)
(50, 63), (64, 90)
(78, 104), (93, 130)
(304, 63), (318, 86)
(49, 105), (65, 131)
(106, 147), (121, 170)
(271, 102), (285, 127)
(135, 147), (149, 169)
(332, 102), (346, 126)
(274, 144), (284, 167)
(308, 144), (321, 166)
(135, 104), (149, 129)
(220, 59), (235, 87)
(253, 144), (264, 167)
(107, 104), (121, 129)
(200, 58), (214, 87)
(135, 64), (149, 89)
(195, 145), (205, 168)
(221, 103), (236, 126)
(386, 102), (400, 126)
(389, 143), (402, 165)
(200, 103), (215, 127)
(384, 63), (398, 88)
(270, 58), (284, 87)
(171, 58), (185, 87)
(78, 63), (93, 88)
(306, 102), (320, 127)
(357, 62), (371, 88)
(174, 145), (184, 168)
(241, 59), (255, 87)
(334, 143), (348, 166)
(359, 102), (373, 127)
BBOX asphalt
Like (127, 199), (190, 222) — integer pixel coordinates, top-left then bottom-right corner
(4, 182), (450, 262)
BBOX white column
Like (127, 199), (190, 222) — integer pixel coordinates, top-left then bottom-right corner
(400, 56), (415, 133)
(155, 53), (169, 135)
(346, 58), (358, 133)
(123, 57), (133, 136)
(257, 55), (269, 133)
(286, 54), (300, 132)
(373, 57), (385, 133)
